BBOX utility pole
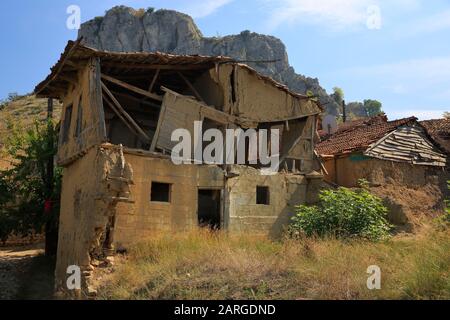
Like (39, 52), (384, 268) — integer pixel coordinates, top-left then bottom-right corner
(45, 98), (57, 256)
(342, 99), (347, 123)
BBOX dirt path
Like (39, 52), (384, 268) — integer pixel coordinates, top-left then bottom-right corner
(0, 244), (54, 300)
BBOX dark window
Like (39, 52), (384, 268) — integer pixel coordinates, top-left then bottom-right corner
(75, 95), (83, 138)
(230, 67), (237, 104)
(61, 104), (73, 144)
(256, 186), (270, 205)
(151, 182), (171, 203)
(198, 189), (221, 230)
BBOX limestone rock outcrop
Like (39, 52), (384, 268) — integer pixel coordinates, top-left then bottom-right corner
(79, 6), (341, 115)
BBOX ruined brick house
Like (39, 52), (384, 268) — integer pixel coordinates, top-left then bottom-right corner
(316, 115), (448, 187)
(35, 40), (323, 294)
(420, 118), (450, 154)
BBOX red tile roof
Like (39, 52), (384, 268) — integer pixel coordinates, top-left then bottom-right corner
(420, 119), (450, 153)
(318, 115), (388, 141)
(316, 116), (417, 156)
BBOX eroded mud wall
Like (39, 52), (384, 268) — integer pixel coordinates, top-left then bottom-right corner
(57, 58), (106, 166)
(329, 154), (447, 188)
(113, 151), (226, 248)
(55, 145), (133, 296)
(224, 166), (314, 237)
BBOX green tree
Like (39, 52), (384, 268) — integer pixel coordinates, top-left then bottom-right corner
(364, 99), (383, 117)
(332, 87), (345, 105)
(0, 119), (61, 254)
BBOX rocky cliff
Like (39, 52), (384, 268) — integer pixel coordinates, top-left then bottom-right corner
(79, 6), (341, 115)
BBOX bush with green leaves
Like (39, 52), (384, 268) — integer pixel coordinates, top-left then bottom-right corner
(0, 119), (61, 246)
(290, 184), (392, 241)
(435, 181), (450, 228)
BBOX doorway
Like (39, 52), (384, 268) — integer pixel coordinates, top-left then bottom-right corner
(198, 189), (221, 230)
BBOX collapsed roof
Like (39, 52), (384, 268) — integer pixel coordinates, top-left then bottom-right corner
(35, 39), (315, 103)
(420, 119), (450, 154)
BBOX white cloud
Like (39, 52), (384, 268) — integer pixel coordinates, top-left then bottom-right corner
(389, 109), (447, 120)
(348, 56), (450, 91)
(265, 0), (371, 30)
(263, 0), (422, 30)
(182, 0), (233, 18)
(339, 56), (450, 120)
(399, 9), (450, 35)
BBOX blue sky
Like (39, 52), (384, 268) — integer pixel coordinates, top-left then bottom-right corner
(0, 0), (449, 120)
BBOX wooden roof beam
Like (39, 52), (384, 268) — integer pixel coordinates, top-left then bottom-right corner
(101, 81), (152, 144)
(177, 72), (205, 103)
(110, 91), (162, 110)
(101, 73), (163, 102)
(148, 69), (160, 93)
(101, 62), (212, 71)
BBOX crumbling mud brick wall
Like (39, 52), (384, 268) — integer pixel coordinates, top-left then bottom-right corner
(323, 153), (448, 189)
(55, 145), (133, 297)
(111, 148), (225, 248)
(224, 166), (322, 238)
(322, 153), (449, 229)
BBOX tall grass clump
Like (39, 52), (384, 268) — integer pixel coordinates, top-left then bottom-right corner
(97, 227), (449, 300)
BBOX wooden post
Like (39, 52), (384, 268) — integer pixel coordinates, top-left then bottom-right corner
(342, 99), (347, 123)
(45, 98), (58, 257)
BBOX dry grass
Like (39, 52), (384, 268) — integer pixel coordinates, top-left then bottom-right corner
(97, 227), (449, 300)
(0, 95), (62, 143)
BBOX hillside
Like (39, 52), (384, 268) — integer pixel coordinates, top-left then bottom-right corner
(0, 95), (61, 169)
(79, 6), (348, 116)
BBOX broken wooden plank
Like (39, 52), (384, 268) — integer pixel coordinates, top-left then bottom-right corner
(101, 73), (163, 102)
(90, 57), (108, 142)
(177, 72), (205, 103)
(148, 69), (160, 93)
(150, 97), (168, 152)
(101, 81), (152, 144)
(102, 94), (145, 143)
(110, 90), (161, 110)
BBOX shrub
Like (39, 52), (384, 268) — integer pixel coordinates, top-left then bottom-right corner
(435, 181), (450, 228)
(290, 185), (392, 241)
(0, 119), (61, 248)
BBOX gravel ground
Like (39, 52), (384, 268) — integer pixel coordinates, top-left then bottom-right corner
(0, 244), (45, 300)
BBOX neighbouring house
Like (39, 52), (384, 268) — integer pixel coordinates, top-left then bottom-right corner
(316, 115), (448, 187)
(420, 118), (450, 154)
(34, 40), (324, 296)
(316, 115), (449, 228)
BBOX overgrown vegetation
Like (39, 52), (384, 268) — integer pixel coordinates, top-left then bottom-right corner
(435, 181), (450, 228)
(289, 182), (392, 241)
(97, 228), (449, 300)
(0, 119), (61, 251)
